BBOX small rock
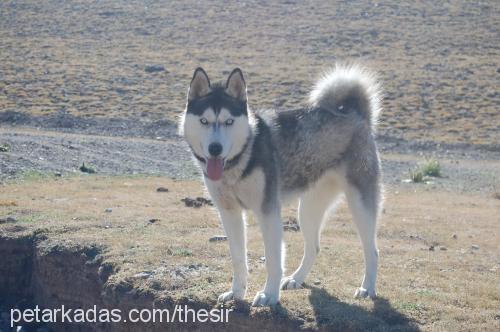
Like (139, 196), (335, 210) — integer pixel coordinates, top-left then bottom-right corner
(181, 197), (202, 208)
(471, 245), (479, 250)
(196, 197), (213, 206)
(451, 234), (457, 239)
(145, 64), (166, 73)
(105, 208), (113, 213)
(133, 272), (152, 279)
(156, 187), (169, 192)
(283, 216), (300, 232)
(313, 280), (321, 285)
(79, 162), (96, 174)
(182, 197), (213, 208)
(284, 224), (299, 232)
(0, 217), (17, 223)
(209, 235), (227, 242)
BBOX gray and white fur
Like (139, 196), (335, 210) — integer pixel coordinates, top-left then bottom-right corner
(180, 64), (383, 306)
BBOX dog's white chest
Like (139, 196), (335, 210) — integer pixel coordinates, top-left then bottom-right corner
(206, 168), (266, 212)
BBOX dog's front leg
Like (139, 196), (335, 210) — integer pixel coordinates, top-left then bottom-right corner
(217, 207), (248, 302)
(252, 206), (283, 306)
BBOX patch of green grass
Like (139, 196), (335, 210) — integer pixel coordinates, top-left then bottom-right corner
(399, 302), (425, 312)
(419, 158), (442, 177)
(409, 158), (442, 183)
(415, 289), (437, 297)
(0, 144), (10, 152)
(7, 212), (63, 225)
(167, 247), (193, 257)
(79, 162), (96, 174)
(17, 170), (51, 181)
(409, 169), (425, 183)
(11, 170), (79, 184)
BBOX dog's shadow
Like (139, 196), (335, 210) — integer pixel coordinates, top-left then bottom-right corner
(307, 286), (420, 331)
(231, 286), (419, 331)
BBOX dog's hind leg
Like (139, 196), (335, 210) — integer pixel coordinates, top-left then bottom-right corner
(345, 182), (380, 299)
(217, 207), (248, 303)
(281, 178), (341, 290)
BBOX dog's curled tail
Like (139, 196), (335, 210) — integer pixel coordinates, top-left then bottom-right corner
(309, 63), (382, 128)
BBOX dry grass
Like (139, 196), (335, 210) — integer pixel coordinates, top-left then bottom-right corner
(0, 1), (499, 146)
(1, 175), (499, 330)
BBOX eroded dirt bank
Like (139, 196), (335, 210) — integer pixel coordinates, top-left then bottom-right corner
(0, 232), (299, 331)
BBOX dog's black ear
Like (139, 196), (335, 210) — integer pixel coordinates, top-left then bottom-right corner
(225, 68), (247, 101)
(188, 67), (211, 101)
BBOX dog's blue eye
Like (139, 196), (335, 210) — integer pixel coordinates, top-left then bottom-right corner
(225, 119), (234, 126)
(200, 118), (208, 125)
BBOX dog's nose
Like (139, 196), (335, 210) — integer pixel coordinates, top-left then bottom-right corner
(208, 142), (223, 157)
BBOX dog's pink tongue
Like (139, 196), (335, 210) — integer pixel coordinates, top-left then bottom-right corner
(207, 158), (223, 181)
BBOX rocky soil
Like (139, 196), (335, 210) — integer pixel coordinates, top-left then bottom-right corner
(1, 116), (499, 196)
(0, 0), (499, 147)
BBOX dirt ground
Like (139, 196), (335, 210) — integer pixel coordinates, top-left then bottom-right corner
(0, 175), (499, 331)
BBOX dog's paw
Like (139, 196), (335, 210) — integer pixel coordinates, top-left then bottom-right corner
(218, 290), (243, 303)
(251, 291), (279, 307)
(280, 276), (303, 290)
(354, 287), (376, 299)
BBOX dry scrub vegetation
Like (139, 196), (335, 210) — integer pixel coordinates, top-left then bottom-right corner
(1, 175), (499, 331)
(1, 0), (499, 147)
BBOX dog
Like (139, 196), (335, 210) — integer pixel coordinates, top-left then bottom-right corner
(180, 64), (382, 306)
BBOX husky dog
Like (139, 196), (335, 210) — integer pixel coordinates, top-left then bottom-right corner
(180, 64), (382, 306)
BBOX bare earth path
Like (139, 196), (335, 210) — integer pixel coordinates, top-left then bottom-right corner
(1, 124), (499, 194)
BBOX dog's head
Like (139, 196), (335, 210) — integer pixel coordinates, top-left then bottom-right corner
(181, 68), (252, 181)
